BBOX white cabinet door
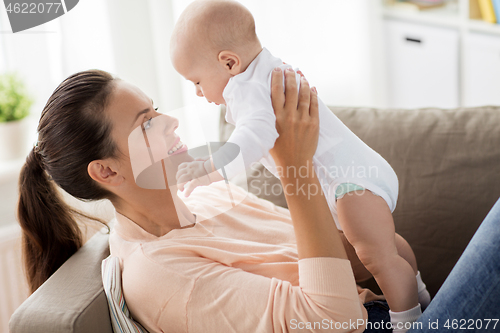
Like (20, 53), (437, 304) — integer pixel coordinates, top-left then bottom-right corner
(464, 32), (500, 107)
(385, 19), (459, 109)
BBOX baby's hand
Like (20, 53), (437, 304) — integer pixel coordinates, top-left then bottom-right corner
(176, 159), (212, 197)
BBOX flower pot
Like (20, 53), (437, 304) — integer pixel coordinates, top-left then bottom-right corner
(0, 118), (31, 161)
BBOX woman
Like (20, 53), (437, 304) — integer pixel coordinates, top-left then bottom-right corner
(18, 68), (374, 332)
(18, 69), (500, 333)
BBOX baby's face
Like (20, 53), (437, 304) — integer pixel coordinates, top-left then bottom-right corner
(172, 48), (230, 106)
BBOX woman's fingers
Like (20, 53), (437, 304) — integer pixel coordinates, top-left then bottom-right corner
(310, 87), (319, 119)
(271, 67), (285, 114)
(297, 76), (311, 118)
(283, 68), (298, 111)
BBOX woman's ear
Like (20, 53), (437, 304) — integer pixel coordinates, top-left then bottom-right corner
(88, 159), (124, 187)
(218, 51), (242, 75)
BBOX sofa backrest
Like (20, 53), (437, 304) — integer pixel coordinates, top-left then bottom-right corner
(225, 105), (500, 296)
(9, 230), (112, 333)
(331, 106), (500, 295)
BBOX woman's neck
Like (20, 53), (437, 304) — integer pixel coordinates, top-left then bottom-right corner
(113, 185), (195, 237)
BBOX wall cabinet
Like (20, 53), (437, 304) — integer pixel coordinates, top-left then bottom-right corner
(385, 19), (459, 108)
(381, 0), (500, 108)
(464, 32), (500, 106)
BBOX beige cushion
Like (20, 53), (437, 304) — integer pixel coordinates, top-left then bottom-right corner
(9, 231), (112, 333)
(222, 105), (500, 296)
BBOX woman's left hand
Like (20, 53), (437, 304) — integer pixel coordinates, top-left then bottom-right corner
(269, 67), (319, 170)
(268, 67), (347, 260)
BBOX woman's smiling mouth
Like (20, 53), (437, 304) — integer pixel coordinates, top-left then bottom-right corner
(168, 137), (188, 156)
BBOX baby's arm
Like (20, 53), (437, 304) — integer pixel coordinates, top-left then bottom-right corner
(176, 81), (280, 196)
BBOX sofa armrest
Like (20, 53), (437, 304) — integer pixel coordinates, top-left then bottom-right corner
(9, 230), (112, 333)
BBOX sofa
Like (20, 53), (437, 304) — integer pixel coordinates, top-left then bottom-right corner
(10, 105), (500, 332)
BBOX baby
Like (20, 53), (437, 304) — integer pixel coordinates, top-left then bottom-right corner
(170, 0), (430, 331)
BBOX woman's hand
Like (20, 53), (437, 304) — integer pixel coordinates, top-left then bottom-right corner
(269, 68), (319, 170)
(268, 67), (346, 260)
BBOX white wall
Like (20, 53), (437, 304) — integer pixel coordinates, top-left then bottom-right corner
(172, 0), (386, 109)
(0, 0), (386, 151)
(169, 0), (386, 146)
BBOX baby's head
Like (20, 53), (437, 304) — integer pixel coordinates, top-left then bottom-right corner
(170, 0), (262, 105)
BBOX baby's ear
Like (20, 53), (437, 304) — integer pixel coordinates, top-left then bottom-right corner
(218, 51), (241, 75)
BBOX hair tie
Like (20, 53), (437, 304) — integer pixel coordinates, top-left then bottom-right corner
(33, 141), (40, 153)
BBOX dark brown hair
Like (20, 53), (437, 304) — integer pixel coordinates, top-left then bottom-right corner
(17, 69), (118, 293)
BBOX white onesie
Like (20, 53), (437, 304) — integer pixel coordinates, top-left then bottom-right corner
(213, 47), (398, 229)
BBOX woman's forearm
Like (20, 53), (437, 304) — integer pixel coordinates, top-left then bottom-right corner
(280, 161), (347, 260)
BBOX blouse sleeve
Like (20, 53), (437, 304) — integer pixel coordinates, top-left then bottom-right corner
(154, 256), (366, 333)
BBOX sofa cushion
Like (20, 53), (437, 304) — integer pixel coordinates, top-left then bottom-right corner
(221, 105), (500, 296)
(331, 106), (500, 296)
(9, 230), (112, 333)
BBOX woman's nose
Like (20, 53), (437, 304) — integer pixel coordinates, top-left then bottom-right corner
(195, 85), (204, 97)
(165, 115), (179, 134)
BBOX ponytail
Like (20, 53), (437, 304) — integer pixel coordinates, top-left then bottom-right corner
(18, 148), (82, 293)
(17, 69), (117, 293)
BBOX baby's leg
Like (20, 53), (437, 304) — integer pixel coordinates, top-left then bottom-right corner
(394, 233), (417, 274)
(337, 190), (419, 312)
(342, 226), (432, 312)
(394, 233), (431, 309)
(339, 231), (373, 282)
(342, 231), (418, 281)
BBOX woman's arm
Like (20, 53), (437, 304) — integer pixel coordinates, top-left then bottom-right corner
(269, 67), (347, 260)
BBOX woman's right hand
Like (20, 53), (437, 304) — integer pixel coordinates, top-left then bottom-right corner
(269, 68), (319, 170)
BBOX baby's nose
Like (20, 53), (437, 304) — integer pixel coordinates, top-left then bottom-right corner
(195, 85), (204, 97)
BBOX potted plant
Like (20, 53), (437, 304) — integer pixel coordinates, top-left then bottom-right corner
(0, 72), (34, 161)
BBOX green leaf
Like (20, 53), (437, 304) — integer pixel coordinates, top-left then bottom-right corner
(0, 72), (33, 122)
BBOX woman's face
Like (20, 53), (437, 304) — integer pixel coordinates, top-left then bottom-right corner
(106, 80), (191, 190)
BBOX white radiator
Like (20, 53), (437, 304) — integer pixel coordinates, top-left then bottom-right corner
(0, 224), (28, 333)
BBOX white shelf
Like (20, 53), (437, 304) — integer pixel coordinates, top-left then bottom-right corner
(468, 19), (500, 35)
(383, 8), (460, 28)
(383, 2), (462, 29)
(383, 2), (500, 36)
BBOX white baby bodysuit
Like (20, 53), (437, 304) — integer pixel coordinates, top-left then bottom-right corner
(214, 47), (398, 229)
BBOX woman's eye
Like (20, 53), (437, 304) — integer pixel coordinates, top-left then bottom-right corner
(143, 117), (152, 130)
